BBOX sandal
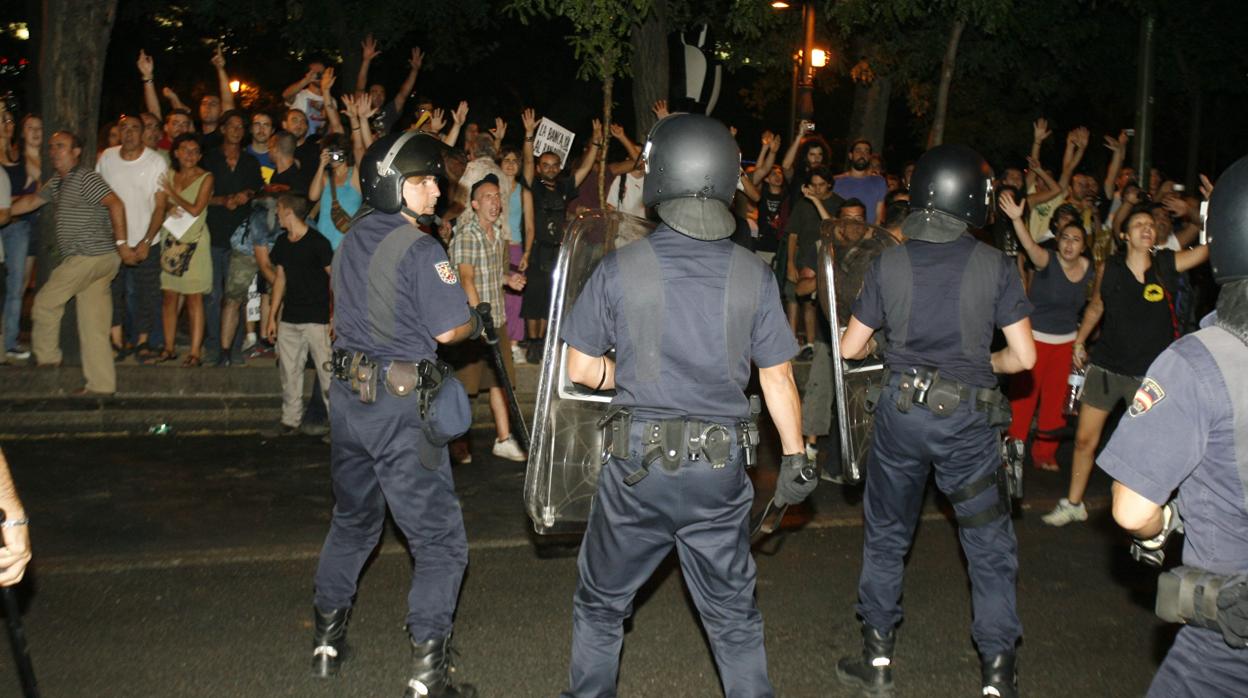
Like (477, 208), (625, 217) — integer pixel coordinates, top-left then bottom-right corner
(133, 343), (161, 362)
(145, 350), (179, 365)
(181, 354), (203, 368)
(112, 343), (133, 361)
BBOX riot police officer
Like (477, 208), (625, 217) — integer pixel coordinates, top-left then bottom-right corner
(309, 131), (482, 698)
(1098, 155), (1248, 696)
(558, 113), (814, 697)
(835, 144), (1036, 697)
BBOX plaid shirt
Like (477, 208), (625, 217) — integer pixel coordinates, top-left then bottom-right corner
(449, 214), (509, 315)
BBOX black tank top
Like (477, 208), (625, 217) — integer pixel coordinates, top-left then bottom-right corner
(1091, 250), (1178, 376)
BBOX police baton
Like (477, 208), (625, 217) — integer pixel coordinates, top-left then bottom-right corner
(749, 460), (817, 539)
(476, 303), (530, 452)
(0, 514), (39, 698)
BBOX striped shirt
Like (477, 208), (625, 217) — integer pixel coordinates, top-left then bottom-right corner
(39, 167), (116, 257)
(449, 215), (508, 315)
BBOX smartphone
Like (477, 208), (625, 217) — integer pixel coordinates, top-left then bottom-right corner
(1124, 129), (1135, 137)
(804, 122), (815, 132)
(1173, 184), (1186, 193)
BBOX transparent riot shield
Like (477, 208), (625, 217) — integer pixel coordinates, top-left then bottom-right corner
(523, 210), (656, 534)
(816, 220), (894, 485)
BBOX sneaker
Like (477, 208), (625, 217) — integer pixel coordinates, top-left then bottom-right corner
(492, 435), (527, 462)
(213, 352), (232, 368)
(805, 442), (818, 462)
(301, 422), (330, 437)
(796, 344), (814, 362)
(261, 422), (300, 438)
(246, 342), (276, 360)
(511, 343), (527, 365)
(5, 347), (30, 362)
(525, 341), (543, 365)
(1041, 497), (1087, 526)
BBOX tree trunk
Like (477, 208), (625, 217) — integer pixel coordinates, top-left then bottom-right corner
(848, 75), (892, 155)
(40, 0), (119, 165)
(630, 0), (668, 139)
(599, 74), (613, 208)
(926, 18), (964, 150)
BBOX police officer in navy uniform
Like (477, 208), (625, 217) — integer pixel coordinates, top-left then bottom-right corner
(835, 144), (1036, 697)
(558, 113), (814, 697)
(1099, 155), (1248, 697)
(309, 131), (482, 698)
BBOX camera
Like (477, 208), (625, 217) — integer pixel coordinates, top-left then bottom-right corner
(327, 148), (346, 164)
(1, 91), (18, 115)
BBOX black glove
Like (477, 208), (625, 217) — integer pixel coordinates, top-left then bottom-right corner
(474, 303), (498, 344)
(466, 306), (485, 341)
(1130, 500), (1183, 567)
(773, 453), (817, 507)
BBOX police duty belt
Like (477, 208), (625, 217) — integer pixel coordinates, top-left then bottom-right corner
(597, 406), (759, 486)
(328, 348), (450, 416)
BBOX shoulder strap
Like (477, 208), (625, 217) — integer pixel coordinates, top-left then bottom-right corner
(878, 245), (913, 349)
(1193, 327), (1248, 512)
(615, 238), (664, 382)
(961, 242), (1004, 357)
(365, 222), (430, 347)
(725, 244), (763, 374)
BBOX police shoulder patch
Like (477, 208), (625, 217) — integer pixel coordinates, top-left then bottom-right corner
(1128, 377), (1165, 417)
(435, 260), (458, 285)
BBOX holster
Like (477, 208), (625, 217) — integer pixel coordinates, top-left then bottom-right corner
(601, 410), (747, 487)
(1156, 566), (1248, 649)
(329, 350), (379, 404)
(891, 367), (1011, 427)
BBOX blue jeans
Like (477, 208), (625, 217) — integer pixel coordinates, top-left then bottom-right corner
(111, 252), (163, 348)
(206, 246), (230, 355)
(1, 218), (32, 352)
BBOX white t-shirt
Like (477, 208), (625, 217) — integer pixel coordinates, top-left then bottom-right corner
(607, 172), (645, 218)
(290, 89), (328, 137)
(95, 146), (169, 246)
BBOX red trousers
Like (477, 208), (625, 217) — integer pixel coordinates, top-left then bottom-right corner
(1008, 339), (1073, 465)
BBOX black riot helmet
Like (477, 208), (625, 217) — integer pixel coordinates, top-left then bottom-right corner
(906, 144), (993, 241)
(641, 113), (740, 241)
(360, 131), (446, 215)
(1207, 154), (1248, 284)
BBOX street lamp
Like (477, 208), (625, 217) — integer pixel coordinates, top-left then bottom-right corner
(773, 0), (819, 129)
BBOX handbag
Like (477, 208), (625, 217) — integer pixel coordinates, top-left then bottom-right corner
(161, 235), (197, 277)
(328, 175), (352, 234)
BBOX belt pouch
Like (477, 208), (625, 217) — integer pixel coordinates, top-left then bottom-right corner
(659, 421), (684, 472)
(384, 361), (420, 398)
(356, 361), (378, 404)
(925, 379), (962, 416)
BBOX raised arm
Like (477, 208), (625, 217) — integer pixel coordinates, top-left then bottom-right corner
(137, 51), (162, 120)
(521, 108), (537, 185)
(391, 48), (423, 113)
(442, 101), (468, 147)
(571, 120), (603, 188)
(999, 190), (1050, 268)
(1026, 118), (1051, 191)
(1102, 131), (1128, 199)
(319, 68), (343, 135)
(211, 45), (236, 112)
(1025, 155), (1064, 209)
(283, 66), (318, 104)
(1058, 127), (1089, 194)
(162, 86), (189, 113)
(781, 120), (810, 181)
(752, 131), (779, 186)
(355, 34), (380, 92)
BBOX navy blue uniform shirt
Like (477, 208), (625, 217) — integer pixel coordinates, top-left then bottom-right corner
(332, 211), (469, 362)
(1099, 314), (1248, 576)
(561, 225), (798, 422)
(851, 234), (1032, 388)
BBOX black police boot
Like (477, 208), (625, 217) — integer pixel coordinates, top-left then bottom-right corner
(980, 652), (1018, 698)
(310, 606), (351, 678)
(403, 635), (477, 698)
(835, 624), (895, 695)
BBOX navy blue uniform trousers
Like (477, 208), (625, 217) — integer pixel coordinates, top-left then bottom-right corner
(563, 424), (772, 698)
(857, 385), (1022, 656)
(314, 380), (469, 642)
(1148, 626), (1248, 697)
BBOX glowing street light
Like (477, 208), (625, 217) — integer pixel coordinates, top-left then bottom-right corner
(229, 80), (242, 93)
(770, 1), (791, 7)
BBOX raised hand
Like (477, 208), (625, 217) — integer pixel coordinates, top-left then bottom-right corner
(409, 47), (424, 72)
(491, 116), (507, 143)
(1033, 117), (1051, 144)
(1025, 155), (1044, 174)
(137, 50), (154, 79)
(1070, 126), (1090, 150)
(609, 123), (625, 140)
(521, 108), (538, 136)
(998, 190), (1025, 221)
(591, 119), (604, 141)
(211, 44), (226, 69)
(761, 130), (776, 149)
(161, 86), (177, 101)
(321, 66), (336, 95)
(429, 108), (446, 133)
(1162, 193), (1189, 219)
(652, 99), (669, 119)
(361, 34), (381, 62)
(451, 101), (469, 125)
(1199, 173), (1214, 201)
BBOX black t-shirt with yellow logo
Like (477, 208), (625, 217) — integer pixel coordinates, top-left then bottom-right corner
(1091, 249), (1178, 376)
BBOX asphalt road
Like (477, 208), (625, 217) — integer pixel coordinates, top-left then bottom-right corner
(0, 432), (1171, 697)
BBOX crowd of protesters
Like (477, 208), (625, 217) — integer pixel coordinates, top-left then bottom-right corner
(0, 37), (1219, 482)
